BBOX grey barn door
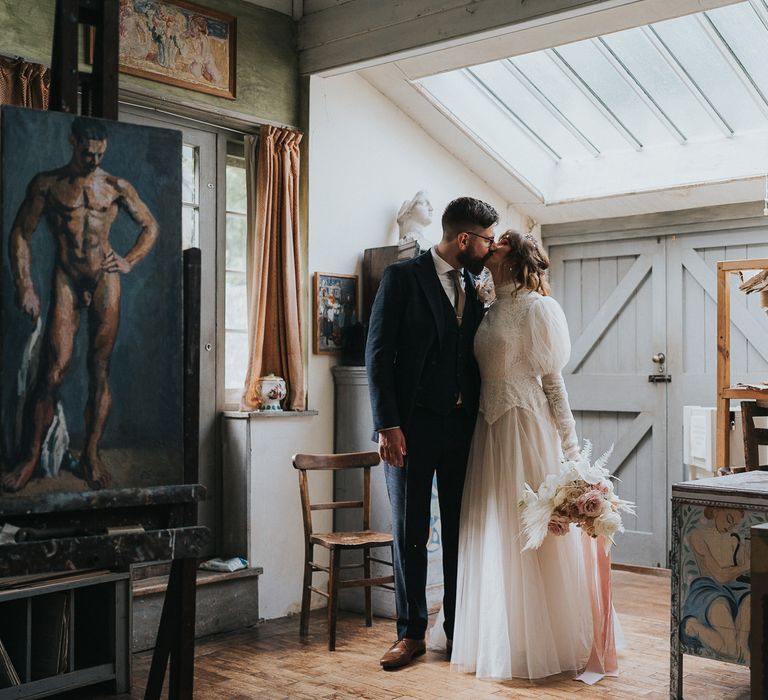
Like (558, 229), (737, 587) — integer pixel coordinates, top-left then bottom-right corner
(549, 237), (668, 567)
(667, 226), (768, 487)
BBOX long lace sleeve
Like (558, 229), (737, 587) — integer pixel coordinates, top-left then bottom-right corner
(529, 296), (580, 460)
(541, 373), (579, 460)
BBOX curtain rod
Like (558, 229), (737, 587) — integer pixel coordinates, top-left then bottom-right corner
(118, 99), (251, 137)
(0, 48), (301, 136)
(0, 49), (48, 66)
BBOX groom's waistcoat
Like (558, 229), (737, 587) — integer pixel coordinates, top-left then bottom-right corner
(366, 251), (483, 436)
(413, 289), (478, 417)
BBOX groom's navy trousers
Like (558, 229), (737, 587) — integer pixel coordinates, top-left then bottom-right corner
(366, 251), (483, 641)
(384, 406), (474, 640)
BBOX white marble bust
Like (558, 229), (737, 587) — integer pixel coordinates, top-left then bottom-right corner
(397, 190), (433, 251)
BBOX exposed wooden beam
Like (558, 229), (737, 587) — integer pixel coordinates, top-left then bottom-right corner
(299, 0), (623, 75)
(299, 0), (738, 77)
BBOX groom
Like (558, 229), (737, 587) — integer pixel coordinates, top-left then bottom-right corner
(366, 197), (498, 669)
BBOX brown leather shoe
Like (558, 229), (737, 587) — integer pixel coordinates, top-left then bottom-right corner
(379, 638), (426, 669)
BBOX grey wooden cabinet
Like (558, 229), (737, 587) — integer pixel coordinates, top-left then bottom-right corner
(0, 571), (130, 699)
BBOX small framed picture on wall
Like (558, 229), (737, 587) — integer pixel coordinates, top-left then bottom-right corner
(313, 272), (358, 355)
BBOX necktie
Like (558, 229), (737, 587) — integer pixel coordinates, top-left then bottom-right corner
(449, 269), (465, 325)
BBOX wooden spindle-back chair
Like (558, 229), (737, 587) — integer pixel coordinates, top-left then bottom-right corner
(293, 451), (394, 650)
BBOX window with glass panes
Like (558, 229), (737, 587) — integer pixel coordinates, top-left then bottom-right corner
(225, 143), (248, 395)
(181, 144), (199, 249)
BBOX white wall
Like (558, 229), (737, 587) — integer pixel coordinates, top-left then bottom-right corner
(245, 70), (523, 621)
(306, 69), (519, 473)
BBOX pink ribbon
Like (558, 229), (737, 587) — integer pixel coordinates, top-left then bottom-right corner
(575, 533), (618, 685)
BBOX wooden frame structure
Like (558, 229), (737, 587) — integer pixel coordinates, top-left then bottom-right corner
(0, 250), (209, 700)
(0, 7), (210, 697)
(50, 0), (119, 119)
(715, 258), (768, 471)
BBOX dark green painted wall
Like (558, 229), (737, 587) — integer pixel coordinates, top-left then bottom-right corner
(0, 0), (299, 126)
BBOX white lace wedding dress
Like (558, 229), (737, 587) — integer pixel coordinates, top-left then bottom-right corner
(450, 285), (593, 680)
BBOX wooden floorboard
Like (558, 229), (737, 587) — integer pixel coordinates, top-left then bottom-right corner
(65, 570), (750, 699)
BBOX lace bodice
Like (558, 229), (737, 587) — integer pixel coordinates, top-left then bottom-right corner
(474, 287), (579, 459)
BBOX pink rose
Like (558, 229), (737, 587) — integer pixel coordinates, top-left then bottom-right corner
(576, 490), (605, 517)
(597, 482), (610, 496)
(547, 515), (571, 536)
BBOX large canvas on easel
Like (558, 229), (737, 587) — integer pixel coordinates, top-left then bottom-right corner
(0, 106), (183, 497)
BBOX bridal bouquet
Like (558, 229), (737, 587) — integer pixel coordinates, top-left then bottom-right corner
(519, 441), (635, 553)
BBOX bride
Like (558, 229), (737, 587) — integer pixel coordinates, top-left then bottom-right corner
(448, 230), (611, 681)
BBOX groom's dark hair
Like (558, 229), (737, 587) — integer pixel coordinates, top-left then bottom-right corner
(442, 197), (499, 240)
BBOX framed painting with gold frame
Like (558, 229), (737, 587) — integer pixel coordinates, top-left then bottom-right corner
(104, 0), (236, 99)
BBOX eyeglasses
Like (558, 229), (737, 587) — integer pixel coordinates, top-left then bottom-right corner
(462, 231), (496, 247)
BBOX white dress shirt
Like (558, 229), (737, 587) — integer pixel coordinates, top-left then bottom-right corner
(430, 246), (464, 308)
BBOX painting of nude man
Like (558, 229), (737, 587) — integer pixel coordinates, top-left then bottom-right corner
(0, 106), (183, 497)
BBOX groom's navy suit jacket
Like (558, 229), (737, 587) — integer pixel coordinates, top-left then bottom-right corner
(366, 251), (483, 440)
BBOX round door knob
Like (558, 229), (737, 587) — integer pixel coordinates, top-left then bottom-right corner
(652, 352), (665, 364)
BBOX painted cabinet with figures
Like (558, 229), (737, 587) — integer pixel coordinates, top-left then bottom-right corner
(670, 471), (768, 698)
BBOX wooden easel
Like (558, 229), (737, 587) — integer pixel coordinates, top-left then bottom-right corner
(50, 0), (119, 119)
(0, 3), (207, 699)
(715, 259), (768, 472)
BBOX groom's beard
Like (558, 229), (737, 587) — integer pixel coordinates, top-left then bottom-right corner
(458, 249), (491, 276)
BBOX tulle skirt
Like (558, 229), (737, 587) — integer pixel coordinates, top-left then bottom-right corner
(450, 405), (593, 680)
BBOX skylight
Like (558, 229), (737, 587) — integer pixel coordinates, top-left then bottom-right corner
(417, 1), (768, 205)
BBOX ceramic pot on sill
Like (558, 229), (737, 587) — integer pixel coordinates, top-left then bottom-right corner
(255, 374), (287, 412)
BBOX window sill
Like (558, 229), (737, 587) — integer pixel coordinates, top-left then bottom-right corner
(221, 409), (319, 419)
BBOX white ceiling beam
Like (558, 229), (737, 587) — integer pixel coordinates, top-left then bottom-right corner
(547, 47), (643, 151)
(641, 25), (733, 137)
(367, 70), (768, 221)
(504, 59), (602, 156)
(696, 12), (768, 119)
(593, 36), (687, 144)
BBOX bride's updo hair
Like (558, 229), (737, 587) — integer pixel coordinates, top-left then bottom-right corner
(501, 230), (550, 296)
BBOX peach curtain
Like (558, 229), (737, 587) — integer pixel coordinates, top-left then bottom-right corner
(0, 56), (50, 109)
(241, 125), (305, 411)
